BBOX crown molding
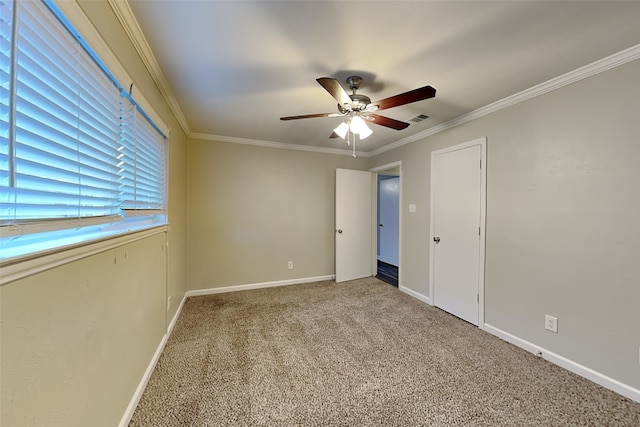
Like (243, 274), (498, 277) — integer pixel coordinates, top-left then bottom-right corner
(190, 133), (374, 157)
(369, 43), (640, 156)
(107, 0), (191, 136)
(196, 44), (639, 157)
(106, 2), (638, 157)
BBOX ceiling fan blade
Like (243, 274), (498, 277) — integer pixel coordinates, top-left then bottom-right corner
(372, 85), (436, 111)
(316, 77), (353, 108)
(280, 112), (343, 121)
(368, 114), (410, 130)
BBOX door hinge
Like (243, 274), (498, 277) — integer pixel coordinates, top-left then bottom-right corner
(477, 293), (480, 303)
(480, 159), (482, 169)
(479, 226), (481, 236)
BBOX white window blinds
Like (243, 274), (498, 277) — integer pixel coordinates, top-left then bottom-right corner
(9, 0), (122, 221)
(0, 0), (167, 261)
(119, 97), (167, 211)
(1, 0), (13, 207)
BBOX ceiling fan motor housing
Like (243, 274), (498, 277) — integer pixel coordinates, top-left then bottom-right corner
(338, 93), (372, 113)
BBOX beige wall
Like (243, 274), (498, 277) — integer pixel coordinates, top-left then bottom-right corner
(187, 139), (368, 290)
(1, 233), (167, 427)
(0, 2), (189, 426)
(369, 58), (640, 390)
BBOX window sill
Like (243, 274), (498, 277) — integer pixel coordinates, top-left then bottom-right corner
(0, 225), (167, 286)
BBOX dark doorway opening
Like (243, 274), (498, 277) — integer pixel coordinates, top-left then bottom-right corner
(376, 260), (398, 287)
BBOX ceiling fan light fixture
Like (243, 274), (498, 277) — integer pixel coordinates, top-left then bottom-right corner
(349, 115), (372, 139)
(358, 122), (373, 139)
(349, 115), (366, 133)
(333, 121), (350, 139)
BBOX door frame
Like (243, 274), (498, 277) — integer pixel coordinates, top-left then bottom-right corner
(370, 161), (402, 286)
(429, 138), (486, 328)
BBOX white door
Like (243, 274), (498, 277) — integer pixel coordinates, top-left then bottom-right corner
(335, 169), (372, 283)
(431, 142), (484, 325)
(378, 176), (399, 266)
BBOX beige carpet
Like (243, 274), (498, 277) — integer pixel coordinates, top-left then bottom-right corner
(130, 277), (640, 426)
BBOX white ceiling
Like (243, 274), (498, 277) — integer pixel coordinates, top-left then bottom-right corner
(125, 0), (640, 155)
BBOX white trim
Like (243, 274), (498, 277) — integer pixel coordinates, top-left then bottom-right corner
(0, 226), (167, 286)
(399, 285), (432, 305)
(370, 161), (403, 286)
(186, 275), (335, 297)
(0, 214), (122, 238)
(484, 324), (640, 404)
(429, 138), (487, 329)
(369, 161), (402, 173)
(478, 140), (487, 329)
(369, 44), (640, 156)
(167, 293), (188, 335)
(118, 291), (188, 427)
(118, 334), (167, 427)
(190, 133), (374, 158)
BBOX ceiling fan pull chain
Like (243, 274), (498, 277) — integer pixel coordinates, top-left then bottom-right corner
(352, 133), (357, 158)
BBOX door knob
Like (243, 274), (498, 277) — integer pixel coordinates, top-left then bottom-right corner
(337, 229), (343, 234)
(433, 236), (441, 243)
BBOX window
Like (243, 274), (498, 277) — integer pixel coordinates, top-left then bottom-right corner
(0, 0), (167, 262)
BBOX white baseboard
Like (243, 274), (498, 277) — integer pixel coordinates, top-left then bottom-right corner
(484, 323), (640, 404)
(167, 293), (188, 335)
(186, 275), (335, 297)
(117, 333), (168, 427)
(118, 293), (188, 427)
(399, 285), (432, 305)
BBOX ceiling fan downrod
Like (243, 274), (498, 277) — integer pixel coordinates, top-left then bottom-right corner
(346, 75), (362, 93)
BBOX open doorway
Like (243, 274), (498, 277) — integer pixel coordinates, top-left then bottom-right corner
(373, 163), (401, 287)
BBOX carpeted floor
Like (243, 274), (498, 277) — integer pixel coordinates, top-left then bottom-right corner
(129, 277), (640, 426)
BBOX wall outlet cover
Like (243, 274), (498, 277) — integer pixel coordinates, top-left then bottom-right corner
(545, 315), (558, 333)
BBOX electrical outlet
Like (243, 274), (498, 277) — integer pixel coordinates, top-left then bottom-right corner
(545, 315), (558, 333)
(287, 261), (294, 270)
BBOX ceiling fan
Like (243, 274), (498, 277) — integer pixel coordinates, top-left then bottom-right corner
(280, 76), (436, 144)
